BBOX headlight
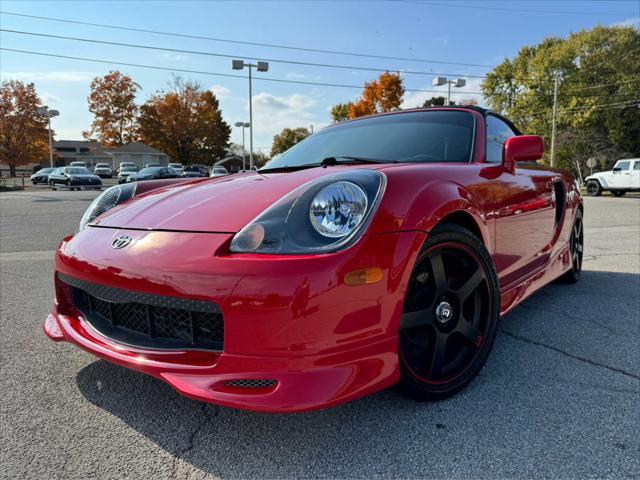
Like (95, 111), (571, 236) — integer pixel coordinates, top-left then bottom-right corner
(230, 170), (385, 254)
(309, 181), (368, 238)
(78, 183), (136, 231)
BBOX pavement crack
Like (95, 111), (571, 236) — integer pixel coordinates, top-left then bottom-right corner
(499, 328), (640, 381)
(170, 403), (215, 475)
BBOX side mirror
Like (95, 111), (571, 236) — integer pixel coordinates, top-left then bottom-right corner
(612, 167), (621, 173)
(502, 135), (544, 173)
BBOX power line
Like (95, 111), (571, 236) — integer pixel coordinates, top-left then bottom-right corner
(529, 99), (640, 116)
(393, 0), (638, 16)
(561, 78), (640, 93)
(0, 28), (491, 79)
(0, 10), (495, 68)
(0, 47), (487, 95)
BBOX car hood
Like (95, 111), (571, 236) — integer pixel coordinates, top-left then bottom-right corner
(93, 166), (385, 233)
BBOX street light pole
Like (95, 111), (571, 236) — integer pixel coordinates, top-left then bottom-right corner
(37, 106), (59, 168)
(550, 75), (560, 168)
(235, 121), (250, 171)
(432, 77), (466, 105)
(233, 59), (269, 171)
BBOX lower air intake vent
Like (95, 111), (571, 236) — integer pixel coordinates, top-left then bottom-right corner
(225, 379), (277, 389)
(59, 273), (223, 351)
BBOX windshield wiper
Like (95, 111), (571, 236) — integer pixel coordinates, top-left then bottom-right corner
(320, 156), (394, 166)
(259, 156), (394, 174)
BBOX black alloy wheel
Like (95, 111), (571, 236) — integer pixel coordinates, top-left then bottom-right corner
(398, 223), (500, 401)
(586, 181), (602, 196)
(561, 209), (583, 283)
(613, 191), (626, 197)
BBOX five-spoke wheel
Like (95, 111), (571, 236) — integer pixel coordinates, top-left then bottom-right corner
(398, 223), (499, 401)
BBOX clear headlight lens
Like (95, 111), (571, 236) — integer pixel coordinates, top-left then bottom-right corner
(78, 183), (136, 231)
(309, 181), (368, 238)
(230, 170), (385, 254)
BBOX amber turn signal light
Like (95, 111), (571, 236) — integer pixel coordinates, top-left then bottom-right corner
(344, 267), (383, 286)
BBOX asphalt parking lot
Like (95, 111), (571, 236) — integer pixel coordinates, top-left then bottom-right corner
(1, 187), (638, 479)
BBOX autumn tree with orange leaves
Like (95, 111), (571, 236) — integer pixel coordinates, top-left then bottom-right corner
(138, 77), (231, 165)
(0, 80), (49, 176)
(84, 71), (140, 146)
(330, 72), (405, 122)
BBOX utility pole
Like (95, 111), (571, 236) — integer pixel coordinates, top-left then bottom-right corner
(37, 106), (59, 168)
(550, 75), (559, 168)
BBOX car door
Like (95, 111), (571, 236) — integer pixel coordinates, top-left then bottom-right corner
(631, 160), (640, 189)
(486, 115), (558, 286)
(610, 160), (632, 188)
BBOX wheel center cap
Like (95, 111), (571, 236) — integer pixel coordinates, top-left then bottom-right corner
(435, 301), (454, 324)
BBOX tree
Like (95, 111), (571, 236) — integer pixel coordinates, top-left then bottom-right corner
(421, 96), (454, 107)
(0, 80), (49, 176)
(330, 102), (352, 123)
(482, 26), (640, 172)
(349, 72), (405, 119)
(84, 71), (140, 146)
(271, 127), (311, 156)
(329, 72), (405, 121)
(138, 77), (231, 165)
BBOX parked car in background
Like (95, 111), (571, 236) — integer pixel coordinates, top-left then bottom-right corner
(127, 166), (180, 182)
(144, 163), (161, 169)
(45, 106), (583, 411)
(193, 164), (210, 176)
(48, 167), (102, 190)
(93, 163), (113, 178)
(585, 158), (640, 197)
(30, 167), (56, 184)
(69, 161), (87, 168)
(117, 162), (137, 174)
(169, 163), (184, 175)
(182, 165), (205, 177)
(209, 166), (228, 178)
(117, 166), (138, 184)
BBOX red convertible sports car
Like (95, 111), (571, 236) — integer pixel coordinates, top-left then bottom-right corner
(45, 106), (583, 412)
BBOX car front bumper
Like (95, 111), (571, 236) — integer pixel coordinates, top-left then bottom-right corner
(45, 227), (425, 412)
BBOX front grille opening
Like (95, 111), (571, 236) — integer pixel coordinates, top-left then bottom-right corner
(225, 379), (277, 389)
(60, 274), (223, 351)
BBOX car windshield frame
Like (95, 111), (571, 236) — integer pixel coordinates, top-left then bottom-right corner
(261, 110), (477, 171)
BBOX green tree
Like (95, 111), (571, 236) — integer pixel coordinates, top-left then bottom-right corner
(482, 25), (640, 173)
(421, 96), (454, 107)
(0, 80), (49, 176)
(271, 127), (311, 156)
(138, 77), (231, 165)
(330, 102), (352, 123)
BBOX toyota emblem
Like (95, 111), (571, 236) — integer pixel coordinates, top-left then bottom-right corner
(111, 235), (133, 249)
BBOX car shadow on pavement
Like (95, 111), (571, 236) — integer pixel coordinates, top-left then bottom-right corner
(75, 269), (639, 479)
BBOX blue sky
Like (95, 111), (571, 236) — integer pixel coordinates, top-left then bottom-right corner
(1, 0), (638, 153)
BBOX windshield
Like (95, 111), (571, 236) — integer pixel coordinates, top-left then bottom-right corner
(65, 167), (90, 174)
(169, 164), (182, 168)
(138, 167), (162, 175)
(37, 168), (54, 174)
(95, 164), (109, 168)
(262, 111), (475, 170)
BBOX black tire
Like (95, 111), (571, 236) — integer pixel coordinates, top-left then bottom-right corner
(49, 180), (56, 190)
(398, 223), (500, 402)
(612, 191), (626, 197)
(586, 180), (602, 196)
(560, 209), (583, 283)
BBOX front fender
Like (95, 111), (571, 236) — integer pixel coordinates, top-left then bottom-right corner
(371, 177), (490, 247)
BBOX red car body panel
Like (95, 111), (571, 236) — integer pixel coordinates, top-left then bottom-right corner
(45, 108), (582, 411)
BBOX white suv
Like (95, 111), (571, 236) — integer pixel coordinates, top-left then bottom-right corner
(585, 159), (640, 197)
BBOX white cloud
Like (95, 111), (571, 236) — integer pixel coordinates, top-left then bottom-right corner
(0, 71), (96, 83)
(41, 92), (62, 106)
(402, 77), (486, 109)
(612, 17), (639, 28)
(210, 84), (232, 99)
(161, 52), (188, 61)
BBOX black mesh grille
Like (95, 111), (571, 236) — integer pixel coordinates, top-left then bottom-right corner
(61, 274), (223, 351)
(225, 379), (277, 389)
